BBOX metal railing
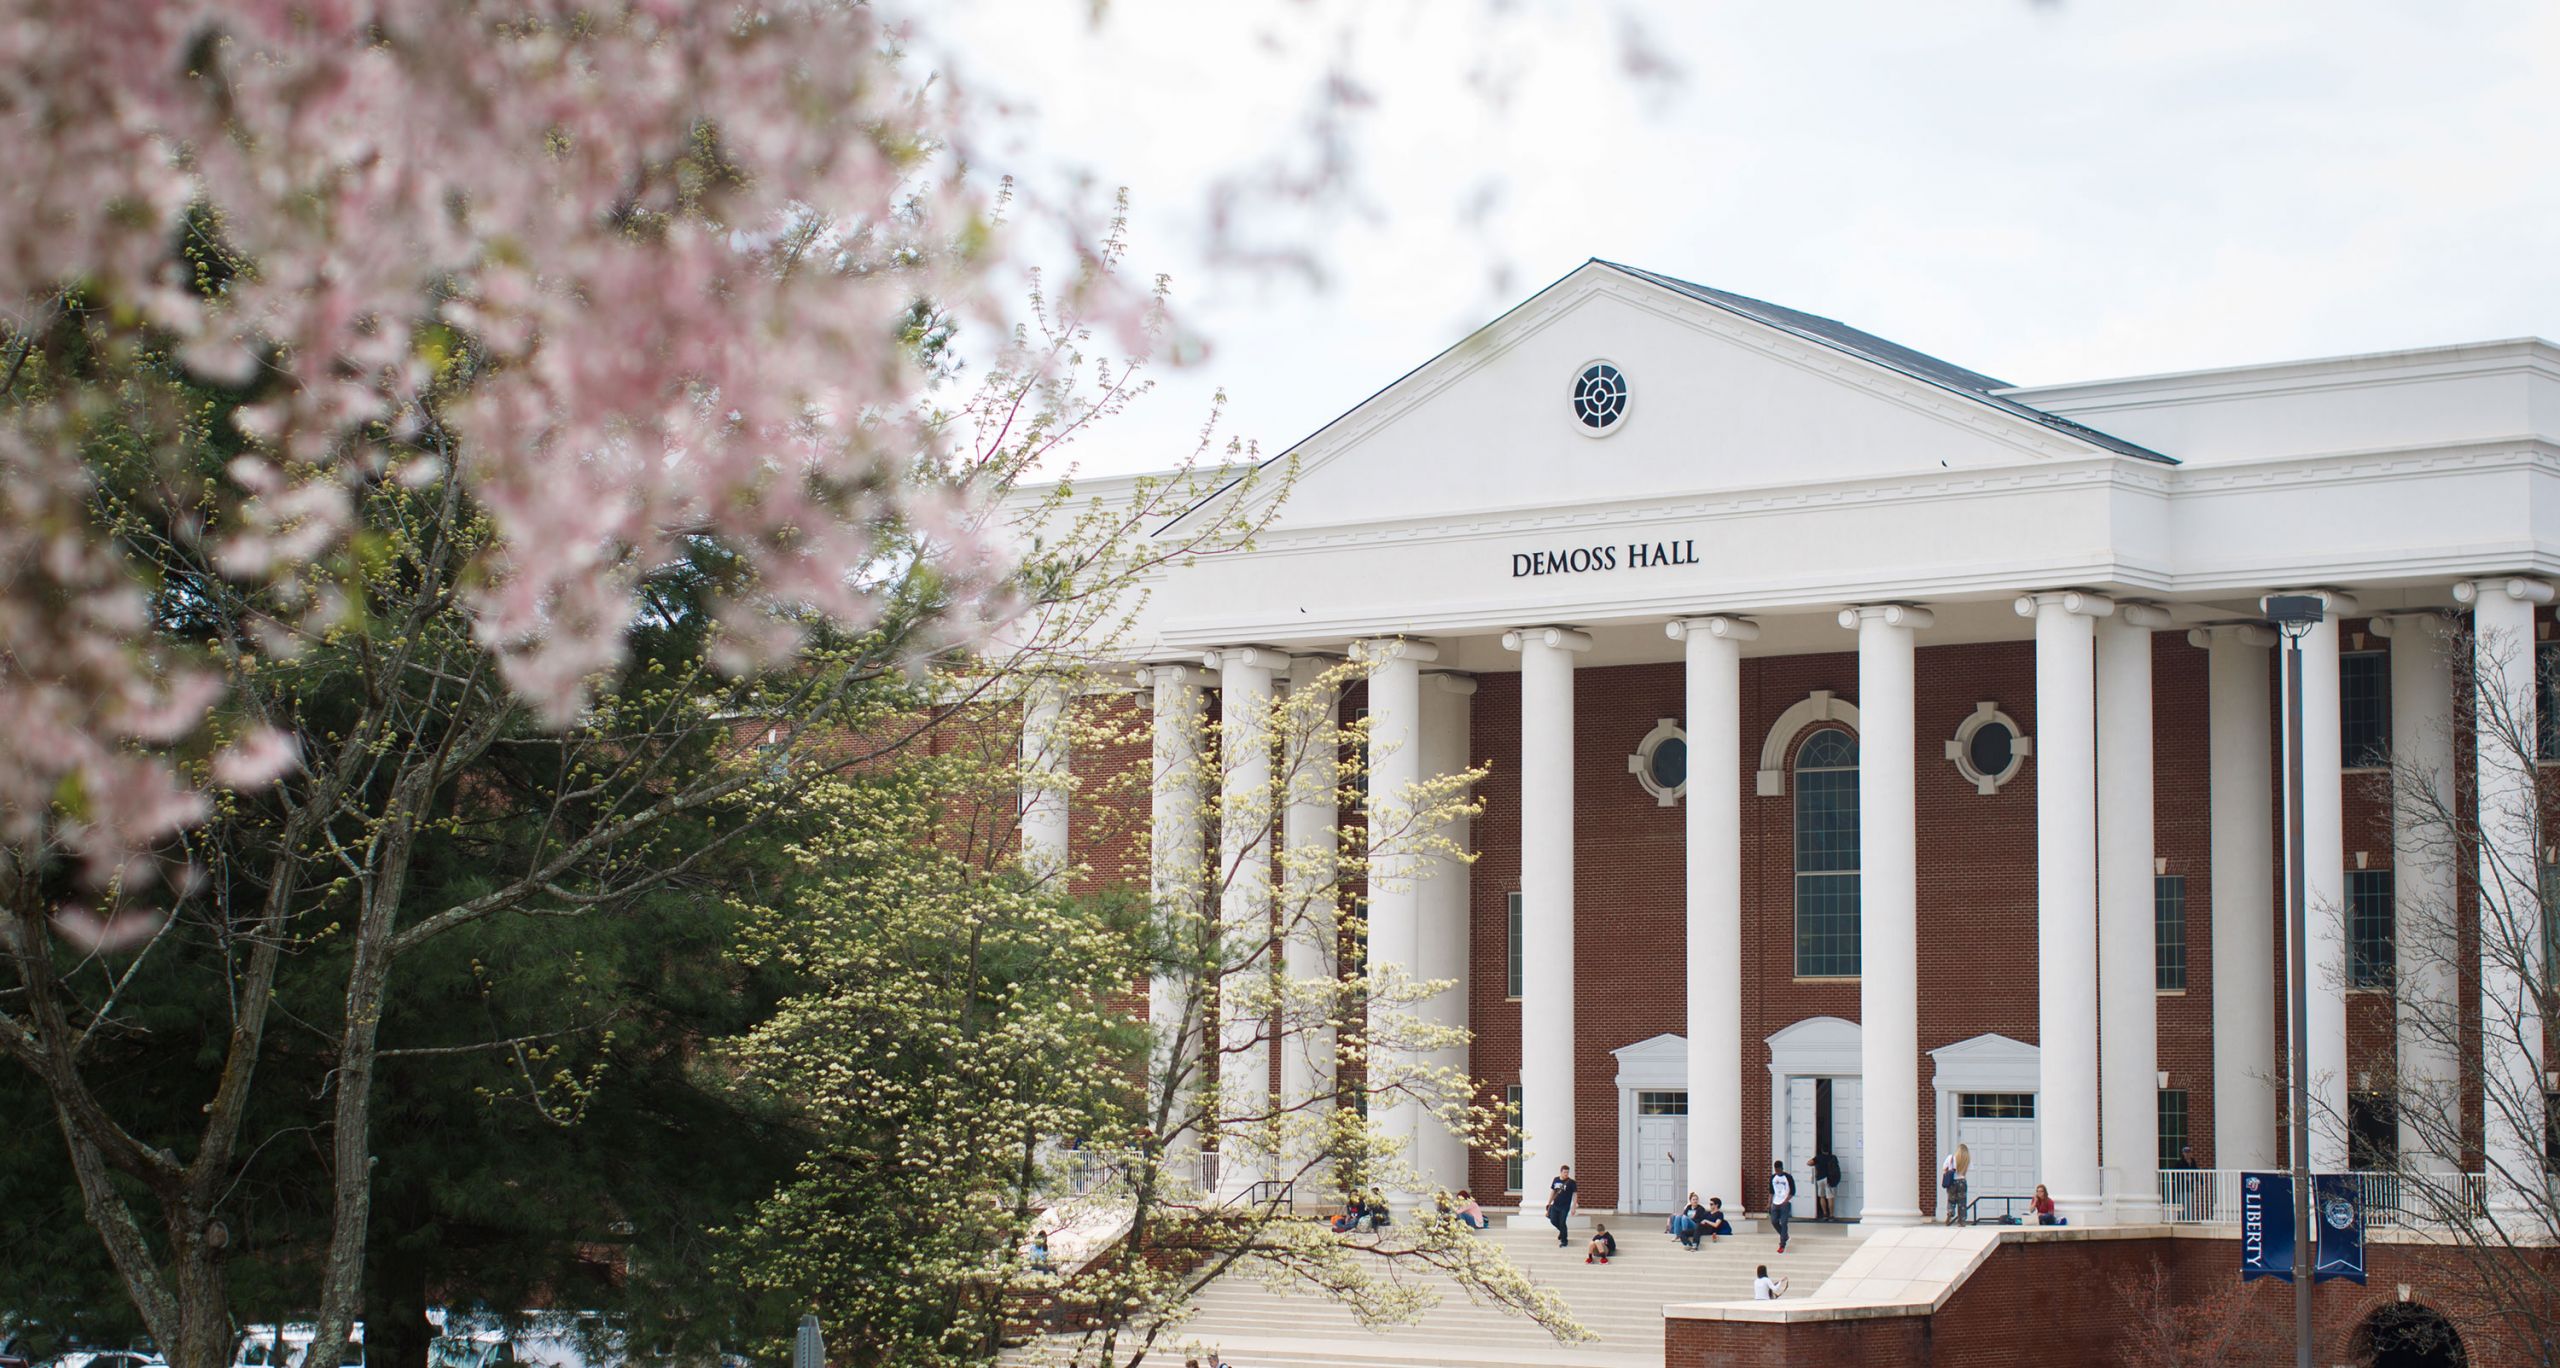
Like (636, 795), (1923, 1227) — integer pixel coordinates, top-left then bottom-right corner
(1223, 1178), (1295, 1212)
(1963, 1194), (2036, 1225)
(2158, 1169), (2488, 1227)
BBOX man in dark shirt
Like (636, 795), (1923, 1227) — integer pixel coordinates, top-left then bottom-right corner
(1545, 1164), (1578, 1247)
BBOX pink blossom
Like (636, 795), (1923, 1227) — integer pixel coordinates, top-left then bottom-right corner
(1, 0), (1113, 881)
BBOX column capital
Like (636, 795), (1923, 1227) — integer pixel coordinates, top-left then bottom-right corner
(2013, 590), (2114, 619)
(1350, 636), (1440, 665)
(2368, 611), (2453, 639)
(1837, 603), (1934, 631)
(2452, 577), (2556, 607)
(2114, 602), (2173, 630)
(2185, 623), (2278, 650)
(1145, 662), (1216, 691)
(1667, 615), (1761, 643)
(2263, 587), (2360, 617)
(1201, 645), (1289, 672)
(1428, 670), (1480, 697)
(1501, 626), (1593, 653)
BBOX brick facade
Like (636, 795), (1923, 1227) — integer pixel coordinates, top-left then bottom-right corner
(1464, 631), (2398, 1213)
(1667, 1233), (2556, 1367)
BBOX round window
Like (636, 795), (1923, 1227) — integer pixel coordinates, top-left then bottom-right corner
(1946, 703), (2030, 795)
(1571, 361), (1629, 434)
(1648, 735), (1688, 791)
(1627, 717), (1687, 806)
(1966, 722), (2014, 778)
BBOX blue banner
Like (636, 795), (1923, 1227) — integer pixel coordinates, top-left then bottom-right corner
(2240, 1171), (2294, 1282)
(2313, 1173), (2367, 1284)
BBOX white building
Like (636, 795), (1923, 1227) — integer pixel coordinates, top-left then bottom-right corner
(1020, 259), (2560, 1225)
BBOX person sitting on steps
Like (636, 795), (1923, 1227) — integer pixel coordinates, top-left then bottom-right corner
(1701, 1196), (1733, 1241)
(1754, 1264), (1790, 1300)
(1453, 1189), (1488, 1231)
(1585, 1221), (1617, 1264)
(1671, 1191), (1710, 1250)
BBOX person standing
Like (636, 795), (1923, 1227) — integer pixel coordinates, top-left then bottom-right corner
(1768, 1160), (1796, 1254)
(1545, 1164), (1578, 1247)
(1811, 1147), (1839, 1221)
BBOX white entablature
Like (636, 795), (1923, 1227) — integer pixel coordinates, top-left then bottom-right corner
(1006, 260), (2560, 668)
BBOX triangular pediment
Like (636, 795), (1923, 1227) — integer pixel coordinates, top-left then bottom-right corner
(1193, 261), (2164, 536)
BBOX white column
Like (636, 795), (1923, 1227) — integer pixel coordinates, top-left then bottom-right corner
(1018, 679), (1071, 879)
(1841, 604), (1931, 1227)
(2100, 606), (2168, 1222)
(1208, 646), (1283, 1193)
(1669, 615), (1756, 1216)
(2453, 576), (2551, 1212)
(1414, 671), (1478, 1192)
(2191, 624), (2278, 1172)
(2371, 612), (2459, 1173)
(1149, 663), (1214, 1181)
(2019, 590), (2107, 1222)
(1280, 656), (1341, 1151)
(2278, 593), (2351, 1172)
(1505, 625), (1592, 1207)
(1351, 636), (1436, 1188)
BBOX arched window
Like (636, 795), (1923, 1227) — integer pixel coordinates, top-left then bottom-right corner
(1794, 727), (1861, 977)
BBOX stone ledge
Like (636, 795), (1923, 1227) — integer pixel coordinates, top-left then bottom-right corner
(1667, 1222), (2187, 1324)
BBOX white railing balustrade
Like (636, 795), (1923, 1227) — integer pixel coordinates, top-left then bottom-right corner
(2157, 1169), (2487, 1227)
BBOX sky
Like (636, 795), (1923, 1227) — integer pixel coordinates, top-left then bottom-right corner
(933, 0), (2560, 479)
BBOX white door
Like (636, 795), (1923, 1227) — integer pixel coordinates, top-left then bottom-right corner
(1783, 1077), (1864, 1219)
(1953, 1093), (2039, 1210)
(1632, 1090), (1689, 1213)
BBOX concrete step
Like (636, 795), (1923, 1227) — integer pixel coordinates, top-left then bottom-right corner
(1127, 1228), (1860, 1367)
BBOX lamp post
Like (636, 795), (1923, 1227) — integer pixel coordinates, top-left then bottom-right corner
(2263, 592), (2325, 1368)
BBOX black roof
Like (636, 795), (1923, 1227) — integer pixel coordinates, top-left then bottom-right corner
(1596, 261), (2173, 465)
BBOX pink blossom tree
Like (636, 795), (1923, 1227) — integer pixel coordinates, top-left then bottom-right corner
(0, 7), (1250, 1366)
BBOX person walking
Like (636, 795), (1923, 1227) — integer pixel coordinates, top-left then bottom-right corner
(1546, 1164), (1578, 1247)
(1768, 1160), (1796, 1254)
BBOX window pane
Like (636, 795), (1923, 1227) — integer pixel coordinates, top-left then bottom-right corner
(2541, 643), (2560, 762)
(1794, 728), (1862, 977)
(1649, 735), (1688, 790)
(2340, 650), (2391, 769)
(1505, 1084), (1524, 1191)
(2349, 1092), (2397, 1167)
(1507, 891), (1524, 998)
(1638, 1090), (1690, 1116)
(1959, 1093), (2036, 1119)
(1967, 722), (2014, 778)
(2348, 869), (2395, 990)
(2158, 1090), (2190, 1169)
(2155, 875), (2187, 991)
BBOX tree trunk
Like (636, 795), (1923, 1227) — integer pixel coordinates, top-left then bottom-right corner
(167, 1213), (234, 1368)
